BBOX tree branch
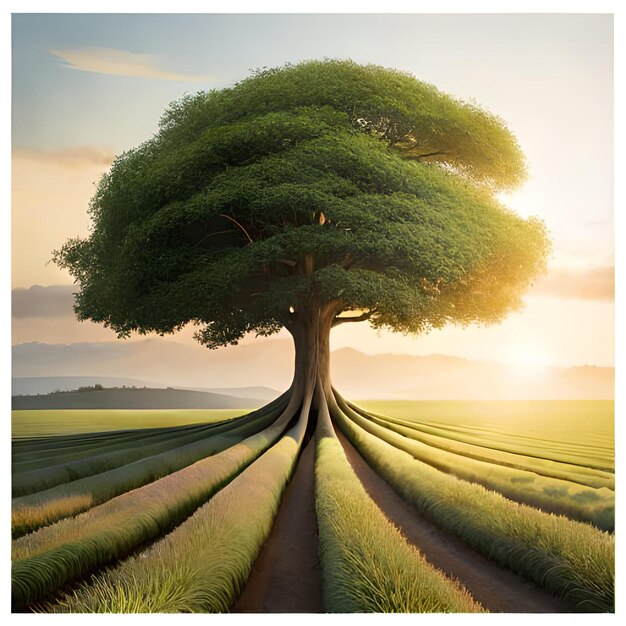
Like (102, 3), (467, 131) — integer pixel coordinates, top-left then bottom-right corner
(408, 150), (450, 160)
(219, 214), (254, 245)
(332, 309), (376, 327)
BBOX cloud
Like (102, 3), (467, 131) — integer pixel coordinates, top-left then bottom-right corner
(13, 147), (115, 168)
(12, 285), (77, 319)
(49, 47), (209, 82)
(532, 266), (614, 300)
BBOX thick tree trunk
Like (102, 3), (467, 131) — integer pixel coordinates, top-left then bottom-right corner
(287, 301), (339, 436)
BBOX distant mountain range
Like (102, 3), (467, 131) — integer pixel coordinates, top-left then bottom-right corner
(12, 339), (614, 400)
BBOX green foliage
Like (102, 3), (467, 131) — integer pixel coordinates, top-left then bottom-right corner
(315, 433), (483, 612)
(53, 60), (549, 348)
(11, 403), (297, 610)
(42, 415), (306, 613)
(331, 399), (614, 612)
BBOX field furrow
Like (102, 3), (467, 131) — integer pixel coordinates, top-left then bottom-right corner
(40, 399), (310, 612)
(358, 400), (614, 470)
(338, 397), (613, 530)
(12, 397), (287, 499)
(337, 427), (569, 612)
(314, 395), (483, 613)
(11, 401), (299, 610)
(348, 401), (613, 490)
(331, 395), (614, 612)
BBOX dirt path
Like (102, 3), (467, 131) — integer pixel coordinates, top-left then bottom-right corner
(337, 429), (571, 613)
(232, 436), (324, 613)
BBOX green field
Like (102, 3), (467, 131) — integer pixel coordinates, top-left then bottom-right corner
(358, 400), (614, 470)
(11, 409), (249, 438)
(11, 399), (614, 612)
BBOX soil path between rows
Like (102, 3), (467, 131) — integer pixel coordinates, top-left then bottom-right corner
(232, 435), (324, 613)
(337, 428), (571, 613)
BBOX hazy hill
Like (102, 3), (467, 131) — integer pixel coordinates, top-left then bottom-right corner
(12, 339), (614, 400)
(12, 376), (165, 396)
(13, 376), (280, 401)
(330, 348), (613, 400)
(12, 387), (263, 410)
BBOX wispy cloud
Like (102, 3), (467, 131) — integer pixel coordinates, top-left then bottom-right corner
(12, 285), (77, 319)
(532, 266), (614, 301)
(49, 47), (209, 82)
(13, 147), (115, 168)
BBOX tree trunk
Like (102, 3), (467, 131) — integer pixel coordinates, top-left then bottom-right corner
(287, 301), (339, 437)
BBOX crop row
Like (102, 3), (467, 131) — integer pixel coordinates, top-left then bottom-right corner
(366, 410), (613, 471)
(330, 396), (614, 612)
(41, 405), (309, 612)
(348, 401), (614, 490)
(357, 400), (614, 470)
(11, 399), (299, 611)
(338, 397), (614, 531)
(12, 393), (287, 462)
(314, 398), (483, 613)
(13, 423), (259, 537)
(12, 396), (287, 499)
(13, 421), (216, 468)
(14, 422), (217, 484)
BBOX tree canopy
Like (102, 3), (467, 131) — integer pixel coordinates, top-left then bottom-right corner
(55, 60), (549, 349)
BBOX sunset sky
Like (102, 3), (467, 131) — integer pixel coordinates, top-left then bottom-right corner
(9, 10), (615, 369)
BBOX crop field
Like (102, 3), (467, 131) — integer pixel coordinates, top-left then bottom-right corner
(11, 409), (250, 438)
(11, 399), (614, 613)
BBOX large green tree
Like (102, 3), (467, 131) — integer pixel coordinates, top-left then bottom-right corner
(55, 60), (549, 415)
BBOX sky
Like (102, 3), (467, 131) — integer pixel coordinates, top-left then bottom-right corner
(9, 9), (615, 369)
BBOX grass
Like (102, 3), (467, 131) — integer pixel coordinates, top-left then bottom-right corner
(12, 399), (285, 499)
(13, 423), (215, 472)
(13, 427), (249, 537)
(13, 423), (222, 497)
(352, 405), (613, 489)
(11, 401), (298, 611)
(315, 431), (483, 612)
(340, 399), (614, 531)
(358, 400), (614, 471)
(331, 397), (614, 612)
(11, 408), (253, 439)
(12, 393), (288, 468)
(42, 409), (308, 613)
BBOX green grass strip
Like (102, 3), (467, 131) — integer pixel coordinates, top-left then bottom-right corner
(12, 402), (288, 538)
(41, 408), (308, 613)
(315, 429), (483, 613)
(12, 422), (219, 471)
(340, 398), (613, 531)
(12, 396), (287, 498)
(331, 398), (614, 612)
(11, 402), (298, 611)
(12, 419), (216, 457)
(11, 424), (223, 472)
(348, 401), (614, 490)
(357, 406), (613, 471)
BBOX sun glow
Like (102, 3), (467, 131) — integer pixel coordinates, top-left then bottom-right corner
(501, 339), (552, 376)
